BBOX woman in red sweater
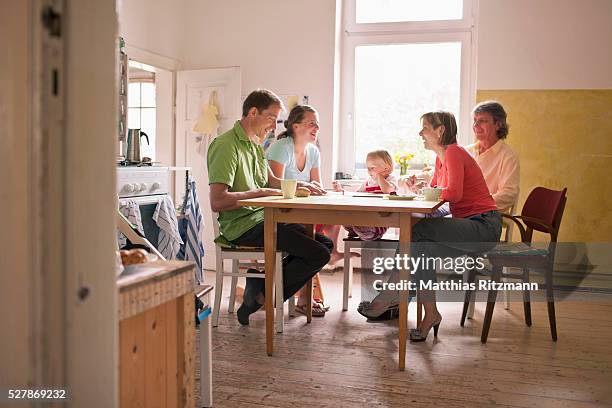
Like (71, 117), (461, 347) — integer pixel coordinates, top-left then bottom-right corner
(409, 111), (502, 341)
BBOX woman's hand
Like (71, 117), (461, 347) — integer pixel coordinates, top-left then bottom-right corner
(413, 180), (428, 193)
(399, 175), (416, 189)
(398, 176), (427, 194)
(420, 164), (434, 184)
(311, 180), (324, 189)
(298, 181), (327, 196)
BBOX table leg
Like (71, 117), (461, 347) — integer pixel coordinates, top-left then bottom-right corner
(264, 208), (276, 356)
(398, 213), (412, 371)
(305, 224), (314, 323)
(411, 218), (423, 326)
(200, 307), (213, 407)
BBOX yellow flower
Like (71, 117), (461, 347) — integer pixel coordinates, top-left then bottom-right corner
(394, 152), (414, 166)
(394, 152), (414, 175)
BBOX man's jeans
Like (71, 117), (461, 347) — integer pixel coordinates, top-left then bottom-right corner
(231, 223), (332, 300)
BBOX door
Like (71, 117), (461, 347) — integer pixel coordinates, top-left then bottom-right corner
(176, 67), (241, 270)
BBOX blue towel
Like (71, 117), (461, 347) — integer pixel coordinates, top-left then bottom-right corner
(178, 180), (205, 284)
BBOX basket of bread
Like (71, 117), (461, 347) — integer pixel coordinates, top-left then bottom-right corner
(120, 248), (155, 265)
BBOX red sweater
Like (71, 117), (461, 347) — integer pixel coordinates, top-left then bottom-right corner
(431, 144), (497, 218)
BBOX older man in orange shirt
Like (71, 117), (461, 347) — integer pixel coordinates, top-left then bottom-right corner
(468, 101), (520, 212)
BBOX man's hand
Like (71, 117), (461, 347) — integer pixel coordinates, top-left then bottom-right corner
(257, 188), (283, 196)
(297, 181), (326, 196)
(332, 181), (343, 193)
(210, 183), (283, 212)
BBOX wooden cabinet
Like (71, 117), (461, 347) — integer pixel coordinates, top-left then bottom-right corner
(118, 260), (196, 408)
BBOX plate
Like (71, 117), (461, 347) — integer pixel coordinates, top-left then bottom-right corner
(384, 194), (417, 200)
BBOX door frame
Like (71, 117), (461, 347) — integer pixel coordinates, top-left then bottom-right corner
(175, 67), (242, 270)
(64, 0), (119, 405)
(0, 0), (119, 405)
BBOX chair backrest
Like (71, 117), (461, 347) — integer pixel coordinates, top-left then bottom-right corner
(210, 211), (225, 265)
(501, 205), (515, 242)
(521, 187), (567, 241)
(211, 210), (220, 238)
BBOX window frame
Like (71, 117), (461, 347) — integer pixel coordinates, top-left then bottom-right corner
(128, 80), (157, 160)
(346, 0), (475, 33)
(338, 0), (478, 175)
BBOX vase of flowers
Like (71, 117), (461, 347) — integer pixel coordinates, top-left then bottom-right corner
(394, 152), (414, 176)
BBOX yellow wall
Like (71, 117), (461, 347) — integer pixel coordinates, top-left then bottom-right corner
(476, 90), (612, 242)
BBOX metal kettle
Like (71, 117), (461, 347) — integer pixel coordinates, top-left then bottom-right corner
(126, 129), (149, 163)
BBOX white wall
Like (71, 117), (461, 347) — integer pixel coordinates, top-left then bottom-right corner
(118, 1), (339, 184)
(117, 0), (612, 173)
(118, 1), (182, 198)
(180, 0), (339, 185)
(117, 0), (186, 63)
(477, 0), (612, 89)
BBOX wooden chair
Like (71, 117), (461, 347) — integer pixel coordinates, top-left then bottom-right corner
(461, 187), (568, 343)
(210, 212), (295, 333)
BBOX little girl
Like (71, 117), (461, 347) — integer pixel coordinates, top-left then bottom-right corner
(333, 150), (398, 240)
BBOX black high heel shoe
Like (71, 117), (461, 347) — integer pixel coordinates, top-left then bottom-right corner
(410, 313), (442, 342)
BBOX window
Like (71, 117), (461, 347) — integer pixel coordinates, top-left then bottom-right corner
(339, 0), (476, 175)
(356, 0), (464, 23)
(128, 61), (156, 161)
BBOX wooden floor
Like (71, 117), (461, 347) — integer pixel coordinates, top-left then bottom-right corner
(197, 269), (612, 408)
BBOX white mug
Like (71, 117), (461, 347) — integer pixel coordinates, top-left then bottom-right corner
(422, 187), (443, 201)
(281, 179), (298, 199)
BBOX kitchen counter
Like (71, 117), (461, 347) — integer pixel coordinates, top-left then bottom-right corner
(118, 260), (196, 408)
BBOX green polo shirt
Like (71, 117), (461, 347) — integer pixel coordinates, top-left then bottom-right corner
(207, 120), (268, 241)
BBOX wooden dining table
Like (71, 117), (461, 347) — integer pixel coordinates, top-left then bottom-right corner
(236, 192), (443, 370)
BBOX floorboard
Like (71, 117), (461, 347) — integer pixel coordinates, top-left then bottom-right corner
(196, 269), (612, 407)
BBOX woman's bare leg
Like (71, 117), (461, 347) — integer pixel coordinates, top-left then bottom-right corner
(417, 290), (441, 331)
(296, 285), (309, 306)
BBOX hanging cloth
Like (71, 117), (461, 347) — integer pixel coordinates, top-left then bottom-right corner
(152, 195), (183, 260)
(117, 199), (144, 248)
(178, 179), (205, 284)
(193, 90), (220, 155)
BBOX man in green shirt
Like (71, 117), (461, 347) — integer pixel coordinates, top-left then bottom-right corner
(207, 89), (332, 325)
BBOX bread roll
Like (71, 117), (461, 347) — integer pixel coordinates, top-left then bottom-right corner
(120, 250), (130, 265)
(295, 187), (311, 197)
(128, 250), (147, 264)
(120, 249), (149, 265)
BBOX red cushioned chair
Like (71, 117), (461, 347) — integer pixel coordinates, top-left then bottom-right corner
(461, 187), (568, 343)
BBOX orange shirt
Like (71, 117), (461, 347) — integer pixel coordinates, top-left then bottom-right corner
(467, 140), (520, 212)
(430, 144), (497, 218)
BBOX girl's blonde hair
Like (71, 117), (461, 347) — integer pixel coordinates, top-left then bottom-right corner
(366, 150), (394, 169)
